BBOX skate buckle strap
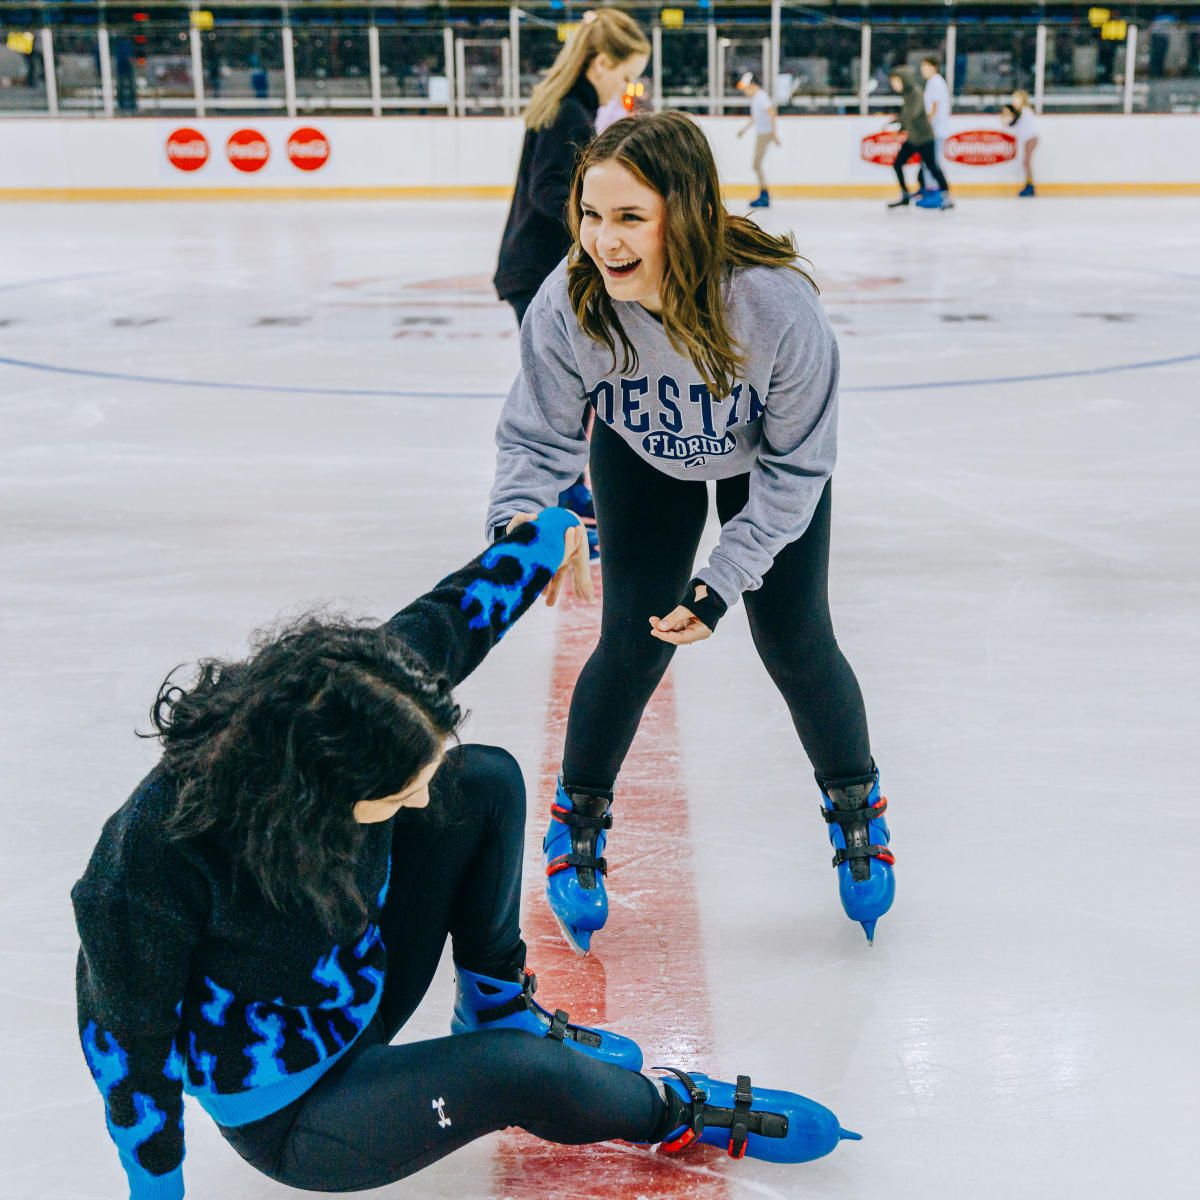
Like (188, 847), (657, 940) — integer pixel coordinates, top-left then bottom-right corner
(545, 852), (608, 878)
(726, 1075), (753, 1159)
(655, 1067), (708, 1152)
(821, 796), (888, 825)
(475, 969), (538, 1025)
(477, 971), (602, 1048)
(550, 802), (613, 832)
(542, 1007), (602, 1049)
(832, 844), (895, 868)
(655, 1068), (790, 1157)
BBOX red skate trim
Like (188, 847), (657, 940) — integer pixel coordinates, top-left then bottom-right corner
(877, 850), (896, 865)
(659, 1127), (698, 1153)
(545, 856), (570, 877)
(727, 1137), (747, 1160)
(550, 802), (570, 822)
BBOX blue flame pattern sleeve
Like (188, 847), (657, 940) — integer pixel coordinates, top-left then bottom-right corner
(73, 838), (204, 1199)
(383, 507), (579, 687)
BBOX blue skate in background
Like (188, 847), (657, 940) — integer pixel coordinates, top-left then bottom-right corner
(557, 479), (599, 559)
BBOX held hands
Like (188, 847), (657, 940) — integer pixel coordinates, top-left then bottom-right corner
(505, 512), (595, 606)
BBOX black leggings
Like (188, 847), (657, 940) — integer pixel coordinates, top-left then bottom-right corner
(563, 419), (872, 791)
(221, 745), (667, 1192)
(894, 139), (949, 193)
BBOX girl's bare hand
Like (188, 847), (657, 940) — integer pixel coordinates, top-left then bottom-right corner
(648, 605), (712, 645)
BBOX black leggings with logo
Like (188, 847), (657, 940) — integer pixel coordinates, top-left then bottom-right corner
(220, 745), (667, 1191)
(562, 419), (873, 792)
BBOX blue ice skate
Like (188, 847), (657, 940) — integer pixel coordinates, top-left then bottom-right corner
(749, 189), (771, 209)
(1018, 182), (1036, 198)
(452, 965), (642, 1069)
(915, 189), (948, 209)
(557, 480), (599, 559)
(820, 766), (895, 943)
(544, 779), (612, 956)
(657, 1068), (861, 1163)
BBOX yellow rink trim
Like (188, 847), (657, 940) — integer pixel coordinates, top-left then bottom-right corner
(2, 182), (1199, 202)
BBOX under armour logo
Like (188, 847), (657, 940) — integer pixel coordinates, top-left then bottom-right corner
(432, 1097), (452, 1129)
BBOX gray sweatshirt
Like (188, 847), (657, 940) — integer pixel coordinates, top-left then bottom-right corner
(486, 259), (840, 607)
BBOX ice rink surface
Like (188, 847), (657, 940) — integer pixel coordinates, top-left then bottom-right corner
(2, 196), (1198, 1199)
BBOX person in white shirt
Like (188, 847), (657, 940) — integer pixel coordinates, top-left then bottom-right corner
(736, 72), (780, 209)
(1002, 89), (1039, 197)
(919, 56), (951, 196)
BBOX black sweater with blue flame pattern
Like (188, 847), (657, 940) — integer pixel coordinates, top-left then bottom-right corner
(71, 509), (579, 1200)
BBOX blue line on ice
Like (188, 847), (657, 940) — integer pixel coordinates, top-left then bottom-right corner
(1, 351), (1198, 399)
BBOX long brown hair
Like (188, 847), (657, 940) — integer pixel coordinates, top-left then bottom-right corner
(566, 111), (814, 399)
(524, 9), (649, 131)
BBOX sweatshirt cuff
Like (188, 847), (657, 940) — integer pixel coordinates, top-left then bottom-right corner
(679, 578), (728, 632)
(126, 1164), (184, 1200)
(695, 558), (750, 611)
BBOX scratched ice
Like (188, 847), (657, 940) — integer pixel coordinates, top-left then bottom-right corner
(2, 197), (1198, 1200)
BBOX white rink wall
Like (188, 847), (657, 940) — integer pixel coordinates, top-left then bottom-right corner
(1, 114), (1198, 196)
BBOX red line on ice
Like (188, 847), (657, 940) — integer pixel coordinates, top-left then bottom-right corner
(493, 579), (731, 1198)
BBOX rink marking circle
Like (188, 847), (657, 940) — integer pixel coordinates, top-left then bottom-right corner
(2, 351), (1199, 400)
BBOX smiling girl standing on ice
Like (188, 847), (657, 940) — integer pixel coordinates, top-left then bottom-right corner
(487, 112), (896, 956)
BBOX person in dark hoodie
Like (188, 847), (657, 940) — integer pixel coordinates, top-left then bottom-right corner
(885, 67), (954, 210)
(494, 9), (650, 556)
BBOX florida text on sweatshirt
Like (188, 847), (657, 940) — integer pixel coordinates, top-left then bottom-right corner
(486, 261), (840, 606)
(72, 509), (580, 1200)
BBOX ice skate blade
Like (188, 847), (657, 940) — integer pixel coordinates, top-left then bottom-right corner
(551, 907), (593, 957)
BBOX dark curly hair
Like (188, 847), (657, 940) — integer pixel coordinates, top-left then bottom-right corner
(147, 617), (462, 935)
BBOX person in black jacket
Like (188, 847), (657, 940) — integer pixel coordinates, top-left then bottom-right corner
(495, 10), (649, 556)
(494, 9), (649, 326)
(72, 509), (858, 1198)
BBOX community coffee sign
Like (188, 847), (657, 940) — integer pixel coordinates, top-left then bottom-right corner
(861, 128), (1017, 167)
(860, 131), (918, 167)
(943, 130), (1016, 166)
(165, 127), (330, 173)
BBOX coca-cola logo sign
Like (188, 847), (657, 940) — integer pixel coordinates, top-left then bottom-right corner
(226, 128), (270, 173)
(860, 131), (920, 167)
(166, 127), (209, 172)
(944, 130), (1017, 166)
(287, 127), (331, 172)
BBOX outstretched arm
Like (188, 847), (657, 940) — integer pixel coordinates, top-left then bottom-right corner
(382, 508), (590, 687)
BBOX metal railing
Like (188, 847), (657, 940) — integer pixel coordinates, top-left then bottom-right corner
(1, 4), (1196, 118)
